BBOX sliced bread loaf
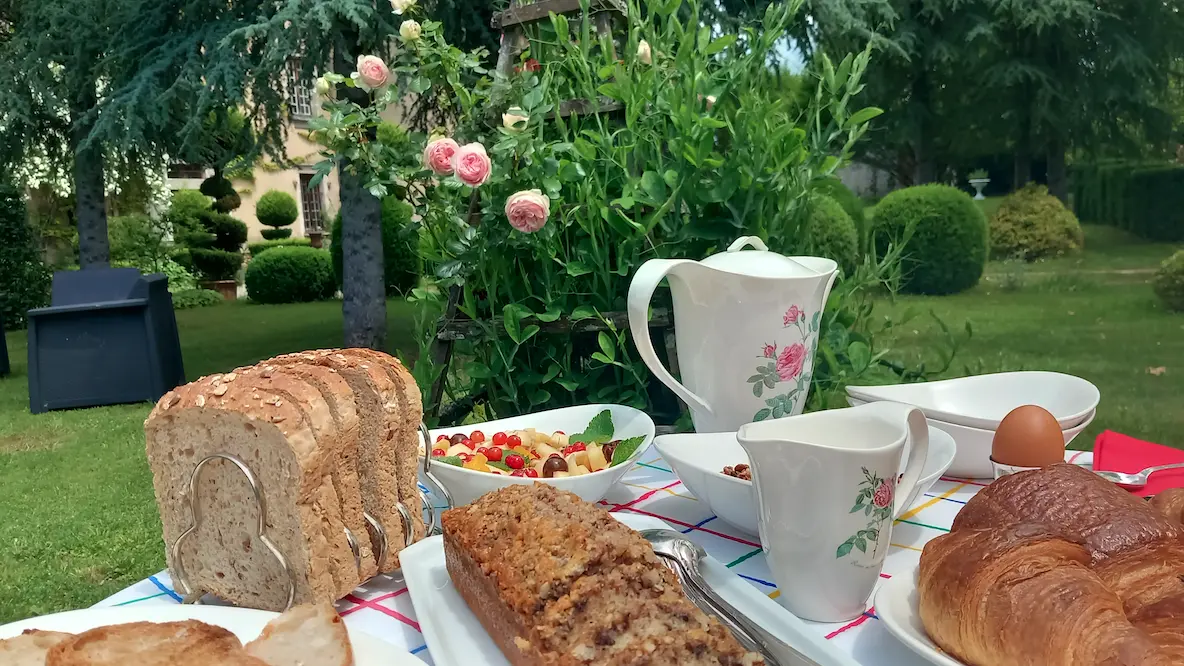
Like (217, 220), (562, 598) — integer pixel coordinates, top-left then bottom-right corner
(0, 629), (73, 666)
(146, 375), (350, 610)
(245, 602), (353, 666)
(45, 620), (263, 666)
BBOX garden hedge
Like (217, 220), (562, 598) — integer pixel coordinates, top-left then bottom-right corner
(189, 248), (244, 281)
(245, 246), (336, 304)
(248, 238), (312, 256)
(806, 194), (859, 274)
(872, 184), (988, 295)
(330, 197), (421, 295)
(171, 288), (225, 309)
(0, 184), (51, 329)
(990, 184), (1083, 260)
(1155, 250), (1184, 312)
(1071, 161), (1184, 241)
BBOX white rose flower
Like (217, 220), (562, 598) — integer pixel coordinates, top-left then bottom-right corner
(391, 0), (416, 14)
(315, 77), (331, 95)
(637, 39), (652, 65)
(502, 107), (529, 132)
(400, 20), (422, 41)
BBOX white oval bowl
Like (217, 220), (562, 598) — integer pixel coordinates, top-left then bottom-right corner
(845, 371), (1099, 431)
(654, 425), (956, 536)
(848, 397), (1096, 478)
(424, 404), (655, 507)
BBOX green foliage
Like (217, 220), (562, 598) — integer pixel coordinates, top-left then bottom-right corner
(1121, 166), (1184, 242)
(166, 189), (212, 236)
(260, 228), (293, 240)
(330, 198), (420, 296)
(107, 214), (179, 271)
(1154, 250), (1184, 312)
(0, 184), (51, 329)
(200, 176), (241, 213)
(171, 288), (225, 310)
(112, 258), (198, 292)
(197, 211), (248, 253)
(990, 185), (1084, 261)
(873, 185), (988, 295)
(811, 177), (866, 249)
(804, 194), (859, 274)
(189, 248), (243, 282)
(256, 190), (298, 229)
(248, 238), (312, 256)
(245, 246), (336, 304)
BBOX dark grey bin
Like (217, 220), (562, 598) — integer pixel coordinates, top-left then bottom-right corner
(27, 268), (185, 413)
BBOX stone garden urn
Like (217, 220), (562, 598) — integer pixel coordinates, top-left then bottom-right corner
(969, 177), (990, 200)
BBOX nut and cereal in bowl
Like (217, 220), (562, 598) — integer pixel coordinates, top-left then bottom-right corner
(423, 404), (655, 506)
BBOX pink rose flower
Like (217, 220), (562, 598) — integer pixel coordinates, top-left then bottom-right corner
(355, 55), (391, 90)
(453, 142), (492, 187)
(505, 189), (550, 233)
(762, 343), (777, 359)
(422, 138), (459, 175)
(783, 304), (803, 326)
(776, 343), (807, 381)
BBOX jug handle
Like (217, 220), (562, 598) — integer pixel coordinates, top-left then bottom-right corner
(894, 406), (931, 519)
(627, 259), (712, 416)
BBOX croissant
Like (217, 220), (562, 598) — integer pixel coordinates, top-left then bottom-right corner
(919, 524), (1178, 666)
(1150, 488), (1184, 525)
(920, 464), (1184, 664)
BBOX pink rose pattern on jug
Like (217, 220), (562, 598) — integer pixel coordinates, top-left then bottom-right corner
(746, 304), (820, 421)
(836, 466), (893, 565)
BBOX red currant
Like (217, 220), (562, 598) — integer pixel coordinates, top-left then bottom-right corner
(436, 433), (449, 442)
(485, 447), (503, 462)
(431, 448), (447, 457)
(525, 468), (539, 478)
(507, 434), (523, 447)
(471, 430), (485, 443)
(562, 442), (587, 456)
(462, 438), (475, 449)
(458, 452), (473, 462)
(554, 430), (565, 435)
(492, 431), (508, 446)
(510, 469), (526, 477)
(505, 453), (526, 470)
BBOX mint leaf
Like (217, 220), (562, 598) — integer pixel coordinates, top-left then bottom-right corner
(571, 409), (614, 444)
(610, 436), (646, 467)
(488, 460), (512, 472)
(437, 456), (464, 467)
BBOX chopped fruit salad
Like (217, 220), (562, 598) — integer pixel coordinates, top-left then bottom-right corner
(428, 409), (645, 478)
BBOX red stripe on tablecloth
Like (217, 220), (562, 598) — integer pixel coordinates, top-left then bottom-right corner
(826, 607), (876, 639)
(341, 593), (421, 631)
(608, 505), (762, 548)
(940, 476), (989, 487)
(602, 480), (684, 510)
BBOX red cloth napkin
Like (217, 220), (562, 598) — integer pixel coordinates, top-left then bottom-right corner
(1093, 430), (1184, 497)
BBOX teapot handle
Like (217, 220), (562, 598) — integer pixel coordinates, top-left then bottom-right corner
(727, 236), (769, 252)
(627, 260), (713, 417)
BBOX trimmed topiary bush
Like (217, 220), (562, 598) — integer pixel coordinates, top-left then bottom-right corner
(1154, 250), (1184, 312)
(171, 288), (224, 309)
(811, 177), (866, 247)
(805, 194), (859, 274)
(989, 184), (1084, 261)
(165, 190), (212, 238)
(200, 175), (241, 213)
(260, 228), (293, 240)
(248, 238), (312, 256)
(0, 184), (51, 329)
(330, 197), (421, 295)
(872, 184), (988, 295)
(189, 248), (243, 281)
(245, 246), (336, 304)
(256, 190), (299, 232)
(198, 211), (248, 252)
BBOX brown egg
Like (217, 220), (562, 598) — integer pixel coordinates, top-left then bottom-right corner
(991, 405), (1064, 467)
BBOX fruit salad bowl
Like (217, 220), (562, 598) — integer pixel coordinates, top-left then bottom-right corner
(422, 404), (656, 507)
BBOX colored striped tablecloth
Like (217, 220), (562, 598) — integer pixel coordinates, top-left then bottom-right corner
(96, 450), (1094, 665)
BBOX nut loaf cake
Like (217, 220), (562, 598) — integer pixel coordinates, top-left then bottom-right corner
(442, 484), (763, 666)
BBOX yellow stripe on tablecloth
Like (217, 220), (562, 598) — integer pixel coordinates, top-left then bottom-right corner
(621, 481), (697, 500)
(890, 542), (923, 552)
(896, 483), (967, 522)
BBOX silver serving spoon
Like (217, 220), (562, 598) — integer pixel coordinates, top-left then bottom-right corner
(1095, 462), (1184, 489)
(641, 529), (823, 666)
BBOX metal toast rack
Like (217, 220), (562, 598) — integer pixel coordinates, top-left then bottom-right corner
(171, 424), (452, 609)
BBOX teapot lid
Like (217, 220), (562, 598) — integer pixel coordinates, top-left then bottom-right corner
(700, 237), (830, 278)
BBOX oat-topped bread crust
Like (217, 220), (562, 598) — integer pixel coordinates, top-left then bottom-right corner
(145, 374), (352, 610)
(442, 483), (763, 665)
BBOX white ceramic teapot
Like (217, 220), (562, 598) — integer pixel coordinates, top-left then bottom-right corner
(627, 237), (838, 433)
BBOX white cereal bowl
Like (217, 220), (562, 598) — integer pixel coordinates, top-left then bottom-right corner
(846, 371), (1100, 431)
(850, 396), (1097, 478)
(423, 404), (655, 507)
(654, 425), (956, 536)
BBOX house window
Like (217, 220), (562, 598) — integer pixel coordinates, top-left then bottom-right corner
(299, 173), (325, 231)
(286, 62), (314, 118)
(167, 162), (205, 179)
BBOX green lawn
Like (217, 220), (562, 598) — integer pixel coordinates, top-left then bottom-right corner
(0, 225), (1180, 621)
(0, 299), (418, 622)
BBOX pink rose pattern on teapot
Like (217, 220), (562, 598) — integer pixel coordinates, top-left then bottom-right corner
(747, 304), (820, 421)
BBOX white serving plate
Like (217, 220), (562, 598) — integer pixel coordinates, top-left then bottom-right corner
(424, 404), (655, 507)
(0, 605), (423, 666)
(400, 512), (855, 666)
(848, 397), (1094, 479)
(875, 569), (965, 666)
(654, 426), (956, 536)
(846, 372), (1099, 431)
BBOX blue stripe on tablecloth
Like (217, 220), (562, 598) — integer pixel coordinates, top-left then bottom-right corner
(148, 575), (183, 602)
(681, 515), (716, 534)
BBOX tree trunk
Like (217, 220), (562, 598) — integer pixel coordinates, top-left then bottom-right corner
(335, 43), (386, 351)
(72, 94), (108, 269)
(1013, 90), (1033, 188)
(910, 72), (935, 185)
(1046, 136), (1068, 203)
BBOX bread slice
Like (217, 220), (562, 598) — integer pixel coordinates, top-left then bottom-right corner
(260, 357), (379, 580)
(45, 620), (263, 665)
(0, 629), (73, 666)
(343, 349), (426, 544)
(271, 350), (405, 571)
(245, 603), (353, 666)
(145, 374), (354, 610)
